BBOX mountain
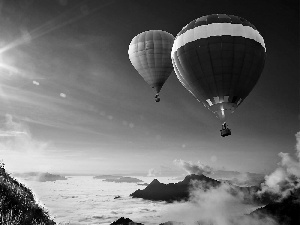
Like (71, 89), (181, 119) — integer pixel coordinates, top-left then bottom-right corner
(93, 175), (144, 183)
(103, 176), (144, 183)
(93, 175), (124, 179)
(131, 174), (263, 204)
(110, 217), (185, 225)
(250, 188), (300, 225)
(13, 172), (67, 182)
(159, 222), (185, 225)
(110, 217), (144, 225)
(130, 174), (220, 202)
(0, 164), (56, 224)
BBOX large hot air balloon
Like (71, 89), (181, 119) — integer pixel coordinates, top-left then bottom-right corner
(171, 14), (266, 136)
(128, 30), (174, 102)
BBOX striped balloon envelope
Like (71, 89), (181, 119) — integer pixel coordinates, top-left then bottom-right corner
(171, 14), (266, 120)
(128, 30), (174, 102)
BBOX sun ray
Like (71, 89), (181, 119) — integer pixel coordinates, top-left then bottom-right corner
(0, 0), (116, 55)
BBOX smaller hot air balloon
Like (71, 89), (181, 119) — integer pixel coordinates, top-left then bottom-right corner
(128, 30), (174, 102)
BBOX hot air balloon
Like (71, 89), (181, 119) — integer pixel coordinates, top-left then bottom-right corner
(128, 30), (174, 102)
(171, 14), (266, 136)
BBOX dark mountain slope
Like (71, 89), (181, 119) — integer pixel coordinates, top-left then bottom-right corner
(0, 163), (56, 225)
(250, 188), (300, 225)
(131, 174), (263, 204)
(130, 174), (220, 202)
(110, 217), (144, 225)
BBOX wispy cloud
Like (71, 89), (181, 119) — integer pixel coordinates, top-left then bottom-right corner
(258, 131), (300, 199)
(147, 168), (160, 177)
(0, 114), (53, 172)
(0, 113), (142, 174)
(160, 182), (278, 225)
(0, 0), (116, 54)
(147, 165), (183, 177)
(174, 159), (213, 175)
(0, 114), (105, 173)
(0, 82), (120, 138)
(0, 114), (49, 152)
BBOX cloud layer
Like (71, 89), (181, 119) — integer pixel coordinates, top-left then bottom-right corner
(160, 182), (278, 225)
(174, 159), (213, 175)
(259, 132), (300, 199)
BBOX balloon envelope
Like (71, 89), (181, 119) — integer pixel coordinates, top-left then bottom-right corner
(171, 14), (266, 120)
(128, 30), (174, 95)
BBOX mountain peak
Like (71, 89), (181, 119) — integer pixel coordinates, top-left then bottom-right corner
(149, 178), (161, 186)
(131, 174), (221, 202)
(110, 217), (144, 225)
(181, 174), (212, 184)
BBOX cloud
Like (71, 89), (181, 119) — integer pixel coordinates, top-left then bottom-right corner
(0, 114), (49, 152)
(279, 151), (300, 177)
(0, 114), (100, 174)
(147, 168), (161, 177)
(0, 114), (53, 172)
(31, 177), (168, 225)
(258, 131), (300, 199)
(60, 93), (66, 98)
(0, 83), (119, 138)
(162, 152), (300, 224)
(296, 132), (300, 158)
(32, 80), (40, 85)
(160, 182), (278, 225)
(210, 155), (218, 163)
(174, 159), (213, 175)
(0, 130), (27, 137)
(0, 114), (124, 174)
(147, 165), (182, 177)
(229, 172), (265, 187)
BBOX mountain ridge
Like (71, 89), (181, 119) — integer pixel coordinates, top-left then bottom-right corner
(130, 174), (221, 202)
(250, 188), (300, 225)
(131, 174), (263, 204)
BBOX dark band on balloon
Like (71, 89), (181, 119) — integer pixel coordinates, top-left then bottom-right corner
(171, 14), (266, 120)
(172, 35), (265, 105)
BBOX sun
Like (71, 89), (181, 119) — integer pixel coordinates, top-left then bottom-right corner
(0, 52), (19, 79)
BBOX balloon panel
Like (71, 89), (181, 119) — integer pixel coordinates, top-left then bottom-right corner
(172, 14), (266, 120)
(128, 30), (174, 93)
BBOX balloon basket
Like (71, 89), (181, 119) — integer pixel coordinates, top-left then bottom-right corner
(220, 128), (231, 137)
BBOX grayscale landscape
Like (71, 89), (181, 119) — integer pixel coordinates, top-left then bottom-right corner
(0, 0), (298, 224)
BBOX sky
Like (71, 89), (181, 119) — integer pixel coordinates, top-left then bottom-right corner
(0, 0), (298, 175)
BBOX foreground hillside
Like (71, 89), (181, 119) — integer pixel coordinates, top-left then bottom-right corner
(0, 163), (56, 225)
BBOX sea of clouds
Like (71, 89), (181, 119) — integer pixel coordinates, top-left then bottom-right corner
(4, 113), (299, 225)
(18, 176), (183, 225)
(18, 174), (268, 225)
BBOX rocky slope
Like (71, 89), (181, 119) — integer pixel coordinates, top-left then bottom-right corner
(0, 163), (56, 225)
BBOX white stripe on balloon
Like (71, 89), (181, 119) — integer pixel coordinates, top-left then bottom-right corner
(171, 23), (266, 56)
